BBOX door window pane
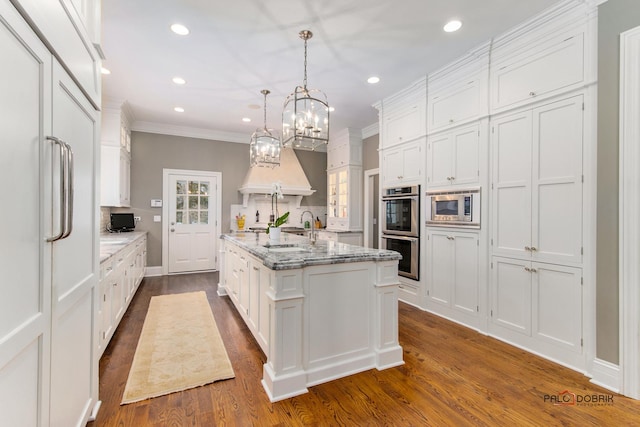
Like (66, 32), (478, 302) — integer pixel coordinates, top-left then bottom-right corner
(200, 182), (209, 195)
(177, 180), (187, 194)
(200, 211), (209, 224)
(176, 211), (184, 224)
(176, 196), (185, 210)
(200, 196), (209, 210)
(189, 181), (199, 194)
(189, 212), (199, 224)
(189, 196), (199, 209)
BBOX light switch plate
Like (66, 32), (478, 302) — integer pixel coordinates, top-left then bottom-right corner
(151, 199), (162, 207)
(153, 215), (161, 222)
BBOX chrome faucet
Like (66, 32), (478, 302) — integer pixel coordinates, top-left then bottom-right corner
(301, 210), (316, 244)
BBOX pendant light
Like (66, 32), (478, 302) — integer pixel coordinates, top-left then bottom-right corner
(282, 30), (330, 151)
(249, 89), (281, 168)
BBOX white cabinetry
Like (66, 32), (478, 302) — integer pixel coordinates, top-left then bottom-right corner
(377, 77), (427, 149)
(327, 128), (363, 232)
(0, 2), (100, 425)
(491, 95), (583, 265)
(381, 139), (424, 188)
(98, 235), (147, 355)
(101, 106), (132, 207)
(427, 123), (480, 189)
(426, 230), (481, 329)
(491, 257), (583, 366)
(490, 10), (591, 113)
(427, 44), (489, 133)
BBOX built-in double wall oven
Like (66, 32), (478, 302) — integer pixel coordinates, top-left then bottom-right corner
(381, 185), (420, 281)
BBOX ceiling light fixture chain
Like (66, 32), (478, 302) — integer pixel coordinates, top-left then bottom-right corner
(261, 89), (270, 130)
(300, 30), (311, 91)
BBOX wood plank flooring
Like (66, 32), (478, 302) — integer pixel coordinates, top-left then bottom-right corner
(88, 272), (640, 426)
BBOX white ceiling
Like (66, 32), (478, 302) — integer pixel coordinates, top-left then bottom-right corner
(101, 0), (562, 142)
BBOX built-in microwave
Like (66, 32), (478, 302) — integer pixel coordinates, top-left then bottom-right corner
(426, 188), (480, 228)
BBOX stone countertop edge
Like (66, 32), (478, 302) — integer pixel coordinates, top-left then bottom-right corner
(221, 233), (402, 271)
(99, 231), (147, 264)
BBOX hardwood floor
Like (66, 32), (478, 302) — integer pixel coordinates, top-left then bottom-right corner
(88, 272), (640, 426)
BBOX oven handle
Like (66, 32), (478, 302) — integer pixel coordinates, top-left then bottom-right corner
(382, 195), (418, 201)
(381, 234), (419, 242)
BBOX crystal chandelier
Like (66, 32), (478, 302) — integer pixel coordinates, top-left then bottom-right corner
(282, 30), (330, 151)
(249, 89), (281, 168)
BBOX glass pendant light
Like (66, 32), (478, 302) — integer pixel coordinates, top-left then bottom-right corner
(282, 30), (330, 151)
(250, 89), (281, 168)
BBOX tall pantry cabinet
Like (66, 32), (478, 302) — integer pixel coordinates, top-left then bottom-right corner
(0, 1), (102, 426)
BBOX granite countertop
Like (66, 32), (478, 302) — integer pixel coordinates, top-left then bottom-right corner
(100, 231), (147, 263)
(221, 232), (402, 270)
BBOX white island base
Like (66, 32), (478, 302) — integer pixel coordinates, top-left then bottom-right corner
(219, 234), (404, 402)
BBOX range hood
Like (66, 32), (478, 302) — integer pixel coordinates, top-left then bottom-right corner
(239, 147), (315, 208)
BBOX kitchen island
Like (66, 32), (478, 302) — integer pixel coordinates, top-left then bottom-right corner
(219, 232), (404, 402)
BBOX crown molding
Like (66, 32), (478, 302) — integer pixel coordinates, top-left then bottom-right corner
(131, 120), (249, 144)
(362, 122), (379, 139)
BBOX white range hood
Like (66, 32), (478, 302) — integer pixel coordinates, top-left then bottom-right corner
(238, 147), (315, 208)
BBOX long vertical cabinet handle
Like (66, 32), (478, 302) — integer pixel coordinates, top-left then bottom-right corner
(46, 136), (67, 242)
(61, 139), (74, 239)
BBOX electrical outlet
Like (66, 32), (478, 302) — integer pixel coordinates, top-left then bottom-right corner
(134, 216), (141, 221)
(153, 215), (161, 222)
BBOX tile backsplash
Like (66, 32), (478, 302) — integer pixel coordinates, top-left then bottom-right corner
(100, 207), (111, 233)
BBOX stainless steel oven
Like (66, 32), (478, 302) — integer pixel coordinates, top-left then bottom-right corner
(426, 188), (480, 228)
(381, 234), (419, 280)
(382, 185), (419, 237)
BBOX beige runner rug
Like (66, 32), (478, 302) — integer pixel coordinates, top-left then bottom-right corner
(121, 291), (235, 404)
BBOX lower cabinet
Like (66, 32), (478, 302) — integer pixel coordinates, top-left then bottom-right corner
(426, 229), (481, 328)
(225, 245), (271, 355)
(490, 256), (583, 369)
(98, 235), (147, 355)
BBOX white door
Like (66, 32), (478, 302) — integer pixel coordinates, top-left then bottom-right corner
(0, 6), (52, 424)
(49, 59), (99, 427)
(167, 171), (219, 273)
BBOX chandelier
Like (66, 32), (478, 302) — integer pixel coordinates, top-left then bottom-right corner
(282, 30), (330, 151)
(249, 89), (281, 168)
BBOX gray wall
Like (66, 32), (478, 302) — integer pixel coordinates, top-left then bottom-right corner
(362, 134), (380, 171)
(118, 132), (326, 266)
(596, 0), (640, 364)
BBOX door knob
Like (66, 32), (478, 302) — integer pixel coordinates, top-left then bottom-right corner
(170, 228), (175, 232)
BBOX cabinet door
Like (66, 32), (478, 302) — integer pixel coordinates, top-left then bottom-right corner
(428, 133), (453, 187)
(0, 5), (52, 423)
(452, 233), (479, 315)
(383, 102), (425, 147)
(531, 96), (583, 264)
(491, 257), (531, 335)
(382, 147), (403, 187)
(452, 126), (480, 186)
(491, 111), (532, 259)
(427, 231), (453, 306)
(429, 80), (480, 131)
(119, 149), (131, 206)
(249, 260), (261, 331)
(238, 253), (250, 316)
(257, 264), (271, 353)
(49, 59), (98, 427)
(532, 263), (582, 354)
(400, 141), (423, 183)
(491, 32), (585, 111)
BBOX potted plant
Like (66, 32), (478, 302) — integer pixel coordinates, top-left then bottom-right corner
(267, 182), (289, 242)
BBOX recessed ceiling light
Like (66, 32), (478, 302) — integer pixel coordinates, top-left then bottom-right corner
(328, 107), (335, 112)
(170, 23), (190, 35)
(174, 107), (185, 113)
(367, 76), (380, 84)
(444, 20), (462, 33)
(242, 117), (251, 123)
(101, 67), (111, 75)
(172, 76), (186, 85)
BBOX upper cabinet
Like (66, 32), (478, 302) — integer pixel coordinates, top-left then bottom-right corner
(12, 0), (103, 107)
(375, 77), (427, 149)
(381, 138), (424, 188)
(101, 104), (133, 207)
(326, 128), (363, 232)
(489, 3), (595, 114)
(427, 43), (490, 134)
(327, 128), (362, 169)
(427, 123), (481, 189)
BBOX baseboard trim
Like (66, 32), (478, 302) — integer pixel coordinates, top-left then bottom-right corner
(144, 266), (163, 277)
(590, 358), (620, 393)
